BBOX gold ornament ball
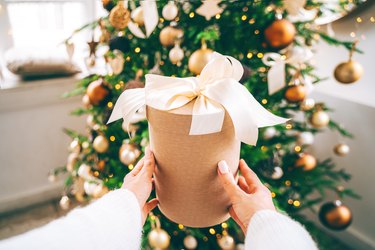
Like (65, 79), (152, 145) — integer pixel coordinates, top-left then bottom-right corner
(87, 79), (110, 106)
(334, 143), (350, 156)
(300, 98), (315, 111)
(334, 60), (363, 84)
(169, 44), (184, 64)
(264, 19), (296, 49)
(148, 228), (170, 249)
(284, 85), (306, 103)
(66, 153), (79, 172)
(188, 47), (214, 75)
(59, 196), (70, 210)
(310, 110), (330, 128)
(93, 135), (109, 153)
(109, 1), (130, 30)
(159, 26), (184, 47)
(183, 235), (198, 249)
(131, 7), (144, 26)
(119, 143), (141, 165)
(162, 1), (179, 20)
(295, 153), (317, 171)
(217, 235), (235, 250)
(69, 139), (81, 153)
(82, 94), (91, 108)
(319, 200), (352, 230)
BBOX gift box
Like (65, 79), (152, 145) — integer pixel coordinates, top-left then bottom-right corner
(108, 53), (288, 227)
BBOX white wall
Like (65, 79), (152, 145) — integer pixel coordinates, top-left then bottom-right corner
(0, 77), (85, 213)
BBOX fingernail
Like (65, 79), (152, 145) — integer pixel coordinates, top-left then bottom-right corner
(218, 160), (229, 174)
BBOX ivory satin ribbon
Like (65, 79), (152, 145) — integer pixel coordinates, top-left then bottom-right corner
(108, 52), (288, 146)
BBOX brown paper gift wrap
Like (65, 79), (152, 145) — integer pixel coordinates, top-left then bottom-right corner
(147, 101), (240, 228)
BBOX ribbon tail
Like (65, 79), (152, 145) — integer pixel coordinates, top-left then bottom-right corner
(141, 0), (159, 37)
(107, 88), (146, 129)
(128, 22), (146, 39)
(268, 62), (286, 95)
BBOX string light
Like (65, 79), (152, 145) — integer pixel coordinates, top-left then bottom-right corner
(134, 47), (141, 53)
(246, 52), (253, 59)
(94, 171), (99, 177)
(241, 15), (247, 21)
(209, 228), (216, 234)
(108, 173), (114, 178)
(221, 222), (228, 229)
(271, 192), (276, 198)
(203, 236), (208, 242)
(159, 17), (164, 23)
(261, 145), (268, 151)
(261, 99), (268, 104)
(286, 124), (292, 129)
(259, 67), (266, 72)
(109, 136), (116, 142)
(285, 180), (291, 186)
(370, 17), (375, 23)
(215, 14), (221, 19)
(126, 56), (131, 61)
(128, 164), (134, 170)
(257, 52), (263, 58)
(107, 102), (113, 108)
(356, 17), (362, 23)
(242, 6), (248, 11)
(254, 29), (260, 35)
(189, 12), (195, 18)
(288, 199), (293, 204)
(249, 18), (255, 24)
(178, 224), (184, 229)
(275, 143), (281, 149)
(115, 84), (121, 90)
(293, 200), (301, 207)
(294, 146), (301, 152)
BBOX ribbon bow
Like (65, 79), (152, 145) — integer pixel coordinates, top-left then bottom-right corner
(262, 46), (314, 95)
(108, 52), (288, 145)
(127, 0), (159, 38)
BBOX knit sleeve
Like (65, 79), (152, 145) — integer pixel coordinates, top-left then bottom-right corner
(245, 210), (318, 250)
(0, 189), (142, 250)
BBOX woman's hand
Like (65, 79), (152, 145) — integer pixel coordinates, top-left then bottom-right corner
(218, 159), (276, 233)
(122, 147), (159, 225)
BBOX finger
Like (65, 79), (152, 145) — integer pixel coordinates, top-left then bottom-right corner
(239, 159), (262, 188)
(229, 207), (246, 233)
(140, 146), (155, 178)
(218, 160), (241, 201)
(238, 176), (250, 193)
(143, 198), (159, 215)
(131, 158), (145, 176)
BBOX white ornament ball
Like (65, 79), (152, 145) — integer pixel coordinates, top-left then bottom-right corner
(148, 228), (170, 249)
(78, 164), (92, 179)
(93, 135), (109, 153)
(86, 115), (96, 128)
(120, 148), (137, 165)
(84, 181), (98, 196)
(264, 127), (277, 140)
(217, 235), (235, 250)
(183, 235), (198, 249)
(297, 132), (314, 145)
(66, 153), (79, 172)
(48, 174), (56, 182)
(162, 1), (179, 20)
(169, 44), (184, 65)
(236, 243), (245, 250)
(271, 166), (284, 180)
(334, 143), (350, 156)
(59, 195), (70, 210)
(69, 139), (81, 153)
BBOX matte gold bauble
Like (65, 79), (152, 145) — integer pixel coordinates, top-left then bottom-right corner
(169, 43), (184, 65)
(93, 135), (109, 153)
(159, 26), (184, 47)
(131, 6), (144, 26)
(109, 1), (131, 30)
(148, 228), (170, 249)
(188, 45), (214, 75)
(284, 85), (306, 103)
(183, 235), (198, 249)
(319, 200), (352, 230)
(119, 143), (141, 165)
(334, 143), (350, 156)
(87, 79), (110, 106)
(310, 110), (330, 128)
(300, 98), (315, 111)
(334, 60), (363, 84)
(69, 139), (81, 153)
(295, 153), (317, 171)
(264, 19), (296, 49)
(217, 234), (235, 250)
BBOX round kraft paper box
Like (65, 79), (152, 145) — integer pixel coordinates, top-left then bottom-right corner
(146, 101), (240, 227)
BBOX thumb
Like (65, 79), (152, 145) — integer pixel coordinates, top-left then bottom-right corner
(143, 198), (159, 215)
(218, 160), (240, 201)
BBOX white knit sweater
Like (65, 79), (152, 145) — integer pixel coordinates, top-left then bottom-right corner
(0, 189), (317, 250)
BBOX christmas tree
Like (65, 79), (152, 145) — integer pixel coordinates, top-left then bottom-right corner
(53, 1), (364, 249)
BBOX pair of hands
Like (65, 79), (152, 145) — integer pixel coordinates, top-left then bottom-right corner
(122, 147), (275, 232)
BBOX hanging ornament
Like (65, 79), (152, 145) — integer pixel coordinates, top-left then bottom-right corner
(109, 36), (131, 53)
(119, 141), (141, 165)
(59, 195), (70, 210)
(93, 135), (109, 153)
(183, 235), (198, 249)
(86, 78), (110, 106)
(131, 6), (144, 26)
(109, 1), (131, 30)
(99, 19), (111, 44)
(78, 164), (92, 179)
(188, 40), (214, 75)
(86, 114), (96, 128)
(310, 106), (330, 128)
(285, 85), (306, 103)
(295, 153), (317, 171)
(107, 50), (125, 75)
(159, 26), (184, 47)
(334, 41), (363, 84)
(319, 200), (352, 230)
(84, 181), (98, 196)
(217, 233), (235, 250)
(87, 36), (99, 58)
(300, 98), (315, 111)
(297, 131), (314, 145)
(264, 18), (296, 49)
(65, 40), (74, 61)
(162, 1), (179, 21)
(66, 153), (78, 172)
(334, 143), (350, 156)
(196, 0), (223, 21)
(82, 94), (91, 108)
(271, 166), (284, 180)
(263, 127), (278, 140)
(69, 139), (81, 153)
(102, 0), (115, 12)
(169, 42), (184, 65)
(148, 216), (170, 249)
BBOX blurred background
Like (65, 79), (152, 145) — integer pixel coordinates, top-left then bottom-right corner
(0, 0), (374, 249)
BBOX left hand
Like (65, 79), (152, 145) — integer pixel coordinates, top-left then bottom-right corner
(122, 147), (159, 225)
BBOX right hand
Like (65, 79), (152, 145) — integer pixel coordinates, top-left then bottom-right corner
(217, 159), (276, 233)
